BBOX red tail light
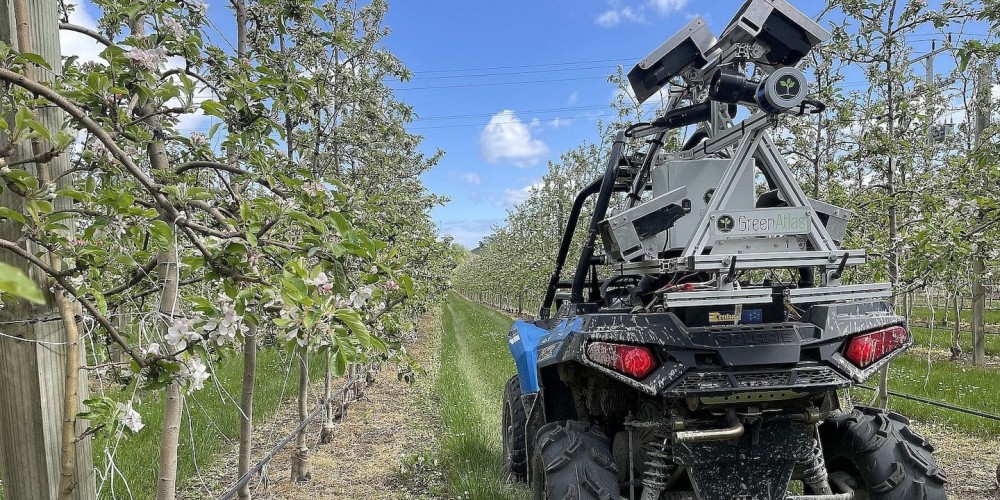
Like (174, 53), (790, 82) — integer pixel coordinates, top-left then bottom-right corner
(586, 342), (657, 379)
(843, 326), (910, 368)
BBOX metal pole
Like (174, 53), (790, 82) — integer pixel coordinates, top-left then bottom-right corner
(972, 60), (992, 366)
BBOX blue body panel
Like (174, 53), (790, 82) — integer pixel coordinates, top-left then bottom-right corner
(508, 320), (549, 394)
(508, 317), (584, 394)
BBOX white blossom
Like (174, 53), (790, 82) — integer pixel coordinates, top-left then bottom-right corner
(162, 16), (185, 40)
(116, 401), (144, 433)
(166, 317), (200, 351)
(124, 47), (167, 71)
(179, 357), (210, 394)
(191, 1), (210, 15)
(140, 343), (161, 357)
(204, 306), (248, 346)
(306, 271), (334, 295)
(303, 182), (327, 196)
(349, 285), (374, 309)
(190, 133), (208, 148)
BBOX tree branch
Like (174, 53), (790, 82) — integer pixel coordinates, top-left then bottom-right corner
(124, 106), (189, 128)
(58, 22), (113, 47)
(0, 67), (180, 222)
(175, 160), (248, 176)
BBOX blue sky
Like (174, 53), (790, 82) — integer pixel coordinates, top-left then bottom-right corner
(60, 0), (973, 249)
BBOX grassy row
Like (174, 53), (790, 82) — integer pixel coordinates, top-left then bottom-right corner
(876, 353), (1000, 436)
(437, 292), (530, 499)
(909, 324), (1000, 356)
(907, 305), (1000, 327)
(95, 348), (324, 499)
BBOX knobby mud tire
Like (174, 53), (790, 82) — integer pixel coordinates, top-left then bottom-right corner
(502, 374), (529, 481)
(530, 420), (620, 500)
(820, 406), (947, 500)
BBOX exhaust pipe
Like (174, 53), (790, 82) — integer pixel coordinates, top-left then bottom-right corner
(674, 410), (744, 443)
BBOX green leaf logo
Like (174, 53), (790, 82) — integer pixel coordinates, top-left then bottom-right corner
(717, 215), (735, 233)
(777, 77), (799, 98)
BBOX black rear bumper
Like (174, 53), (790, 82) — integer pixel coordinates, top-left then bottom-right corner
(537, 300), (905, 397)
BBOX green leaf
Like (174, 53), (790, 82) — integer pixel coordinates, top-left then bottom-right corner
(0, 207), (26, 224)
(398, 274), (415, 298)
(327, 211), (352, 235)
(335, 308), (386, 353)
(148, 220), (173, 248)
(200, 100), (228, 120)
(56, 188), (91, 203)
(18, 52), (52, 71)
(330, 345), (347, 376)
(13, 106), (31, 132)
(0, 263), (45, 304)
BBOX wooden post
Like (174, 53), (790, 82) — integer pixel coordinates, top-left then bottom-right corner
(0, 3), (95, 498)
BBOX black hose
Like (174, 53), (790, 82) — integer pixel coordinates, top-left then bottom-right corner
(651, 102), (712, 129)
(571, 131), (627, 304)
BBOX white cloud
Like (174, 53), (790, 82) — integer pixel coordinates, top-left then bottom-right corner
(479, 110), (549, 167)
(596, 0), (687, 27)
(596, 6), (645, 27)
(649, 0), (689, 14)
(61, 2), (105, 64)
(503, 181), (543, 207)
(549, 117), (573, 129)
(439, 219), (500, 249)
(568, 91), (579, 105)
(458, 172), (482, 185)
(596, 10), (622, 27)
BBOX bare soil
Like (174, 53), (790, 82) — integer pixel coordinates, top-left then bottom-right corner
(178, 311), (447, 499)
(909, 419), (1000, 500)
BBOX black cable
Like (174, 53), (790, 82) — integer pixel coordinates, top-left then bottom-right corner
(797, 98), (826, 115)
(624, 121), (652, 137)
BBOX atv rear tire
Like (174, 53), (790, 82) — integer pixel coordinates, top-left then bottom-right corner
(819, 406), (947, 500)
(530, 420), (620, 500)
(502, 375), (528, 481)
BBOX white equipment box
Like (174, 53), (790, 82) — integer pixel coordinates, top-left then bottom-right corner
(650, 157), (756, 252)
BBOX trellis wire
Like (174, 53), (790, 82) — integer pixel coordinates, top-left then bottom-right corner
(854, 384), (1000, 422)
(216, 363), (375, 500)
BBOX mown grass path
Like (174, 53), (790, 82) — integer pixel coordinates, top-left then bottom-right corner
(437, 292), (530, 499)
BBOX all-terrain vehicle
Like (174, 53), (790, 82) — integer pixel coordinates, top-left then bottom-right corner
(501, 1), (947, 499)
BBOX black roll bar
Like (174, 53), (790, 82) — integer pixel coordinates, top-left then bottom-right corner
(571, 131), (627, 304)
